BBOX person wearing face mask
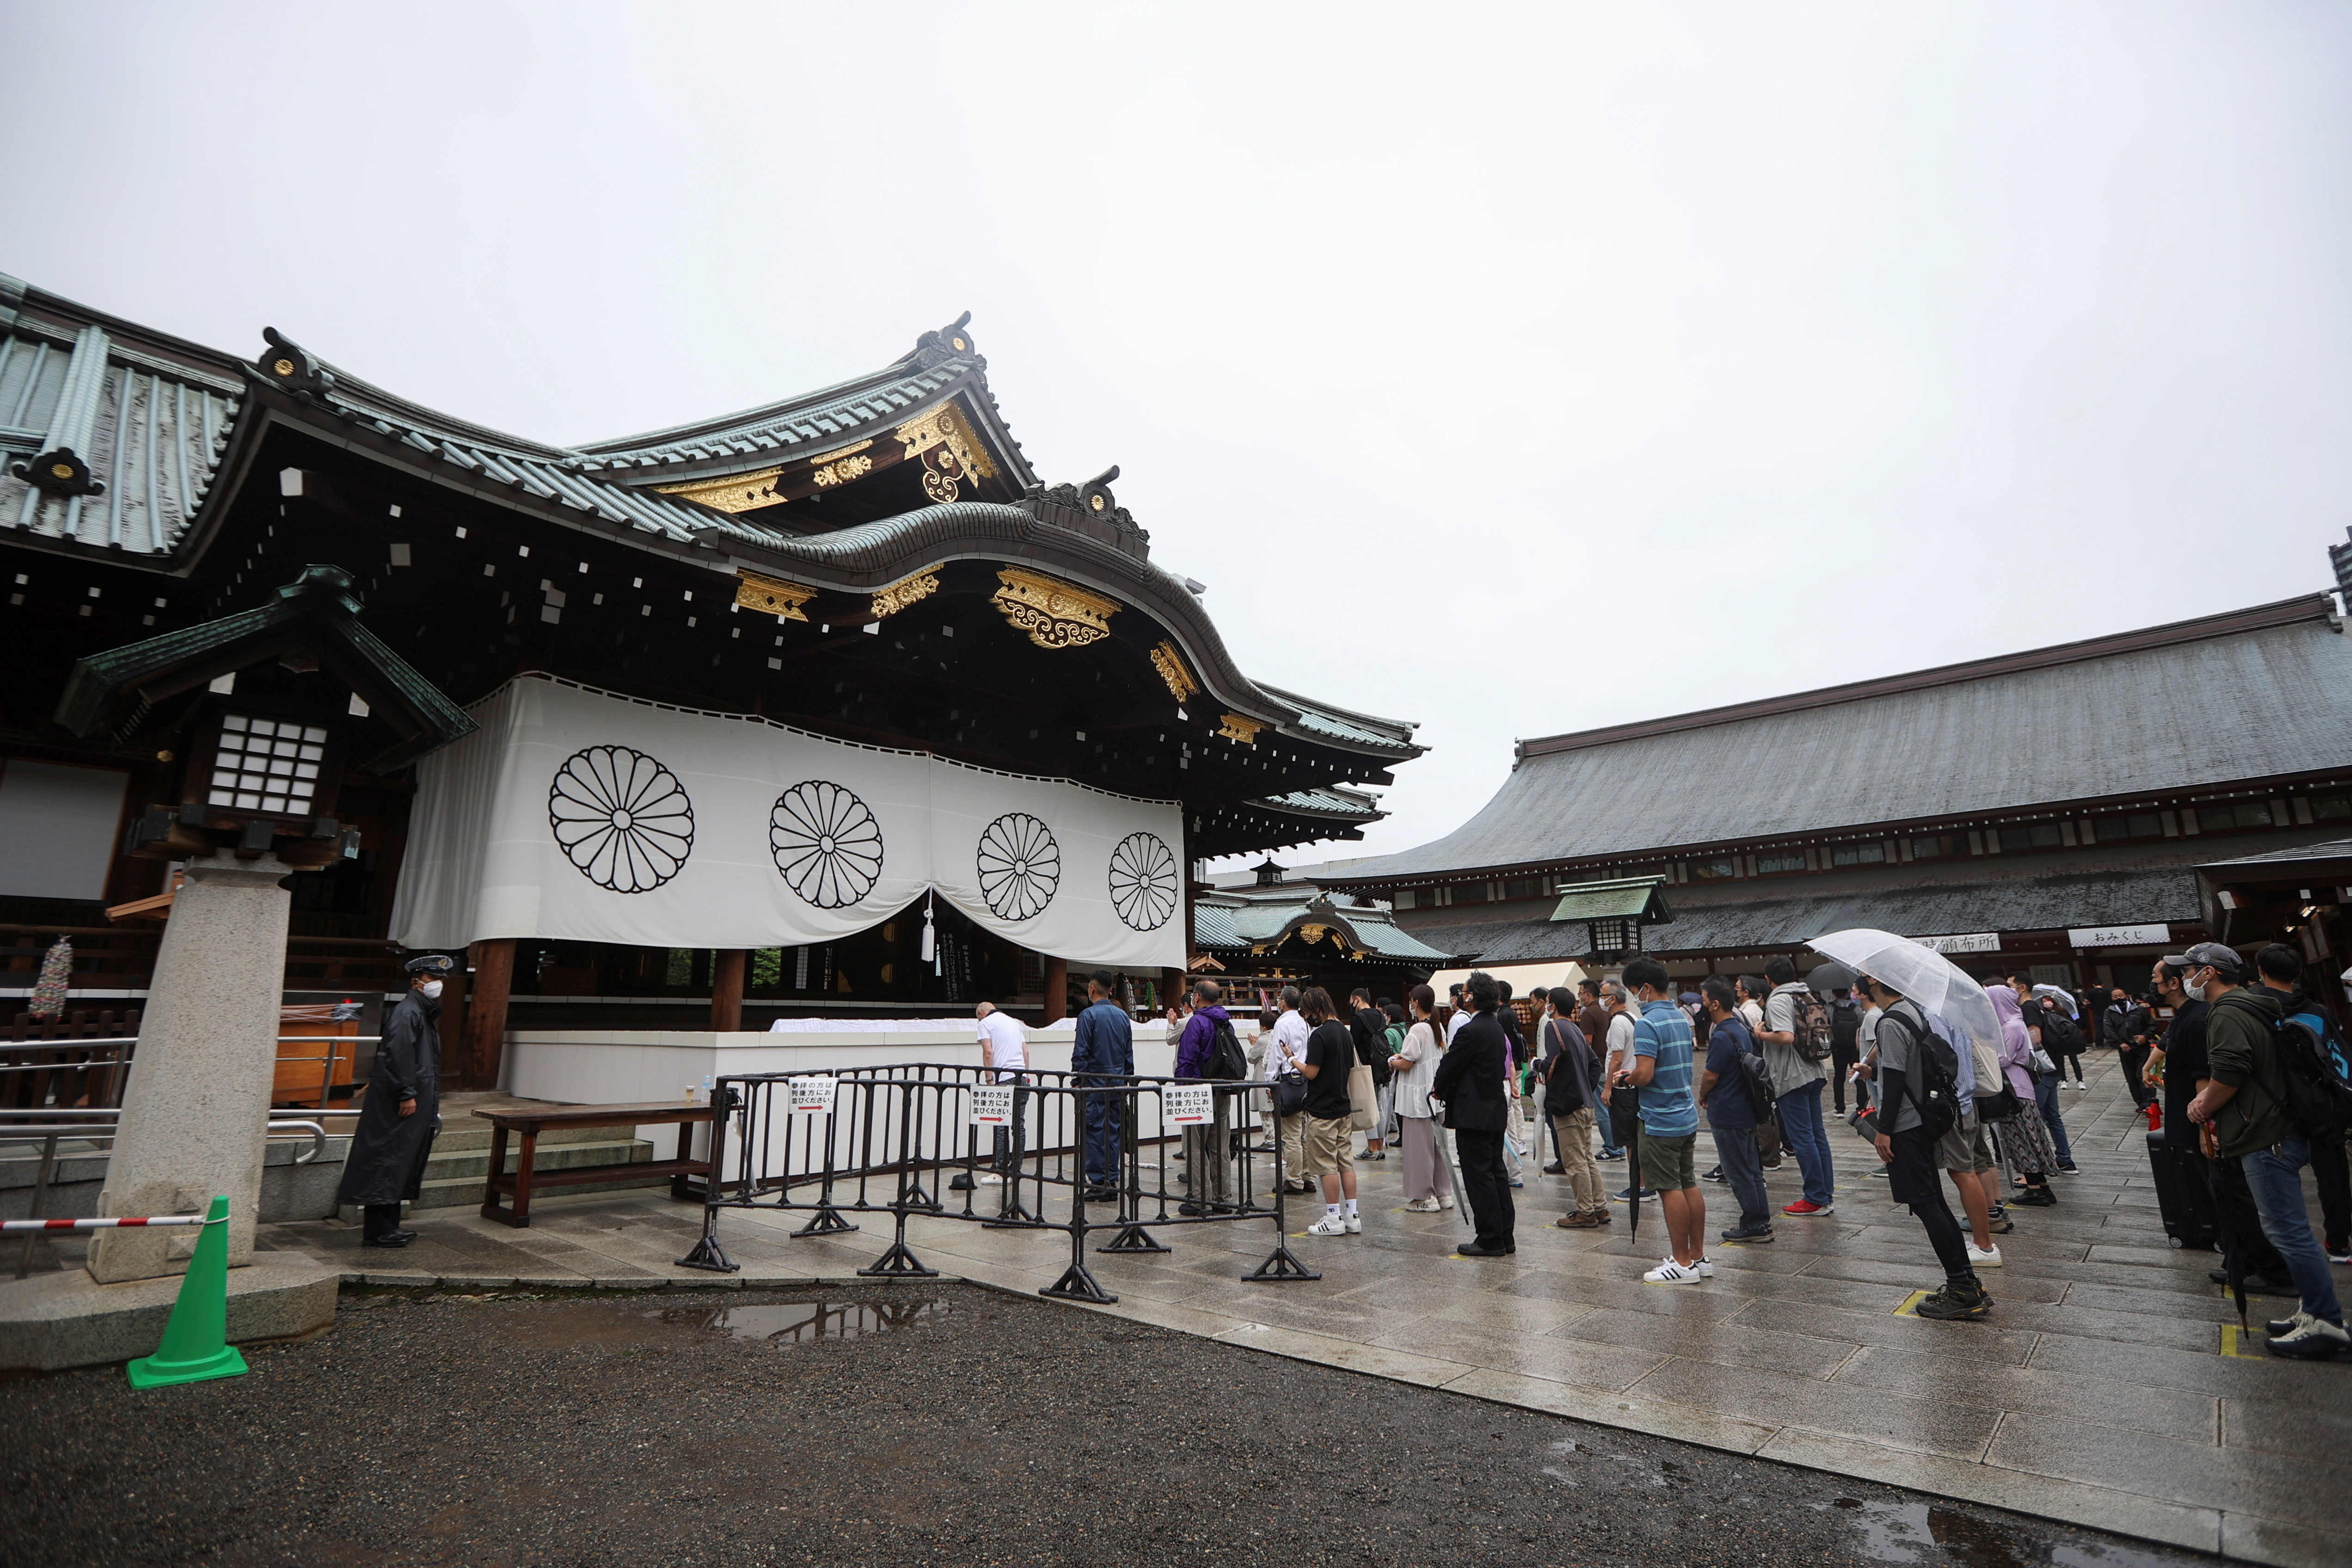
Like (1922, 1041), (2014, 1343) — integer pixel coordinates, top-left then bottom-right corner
(2185, 942), (2351, 1359)
(337, 953), (454, 1248)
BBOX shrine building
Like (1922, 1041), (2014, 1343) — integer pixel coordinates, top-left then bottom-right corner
(0, 275), (1423, 1089)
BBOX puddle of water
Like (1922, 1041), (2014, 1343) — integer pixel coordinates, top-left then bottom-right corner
(1825, 1496), (2186, 1568)
(656, 1298), (950, 1347)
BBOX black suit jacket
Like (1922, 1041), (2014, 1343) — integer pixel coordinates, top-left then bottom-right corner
(1431, 1011), (1510, 1132)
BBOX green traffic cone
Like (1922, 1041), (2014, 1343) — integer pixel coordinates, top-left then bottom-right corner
(126, 1195), (248, 1390)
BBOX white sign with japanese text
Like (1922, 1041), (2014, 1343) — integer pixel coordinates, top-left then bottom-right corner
(1914, 932), (2001, 954)
(969, 1084), (1015, 1127)
(1163, 1084), (1214, 1126)
(787, 1075), (837, 1116)
(2066, 924), (2172, 949)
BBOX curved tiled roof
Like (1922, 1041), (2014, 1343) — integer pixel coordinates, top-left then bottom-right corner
(1194, 895), (1461, 964)
(0, 321), (238, 555)
(573, 314), (1034, 490)
(1334, 596), (2349, 884)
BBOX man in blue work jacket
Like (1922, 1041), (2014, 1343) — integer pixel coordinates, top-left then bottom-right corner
(1072, 970), (1135, 1201)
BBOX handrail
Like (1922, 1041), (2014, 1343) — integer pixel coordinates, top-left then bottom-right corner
(0, 1112), (334, 1164)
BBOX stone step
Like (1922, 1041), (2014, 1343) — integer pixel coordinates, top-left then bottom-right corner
(422, 1138), (653, 1183)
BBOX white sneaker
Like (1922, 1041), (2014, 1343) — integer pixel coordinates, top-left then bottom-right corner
(977, 1173), (1006, 1186)
(1345, 1214), (1363, 1233)
(1694, 1257), (1715, 1279)
(1438, 1196), (1456, 1209)
(1402, 1197), (1443, 1213)
(1643, 1258), (1700, 1284)
(1306, 1213), (1350, 1237)
(1967, 1242), (2003, 1268)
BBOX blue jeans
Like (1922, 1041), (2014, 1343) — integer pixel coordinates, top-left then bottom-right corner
(2034, 1072), (2074, 1166)
(1594, 1097), (1616, 1151)
(1711, 1124), (1770, 1229)
(1776, 1079), (1834, 1207)
(1078, 1076), (1123, 1187)
(2242, 1135), (2344, 1327)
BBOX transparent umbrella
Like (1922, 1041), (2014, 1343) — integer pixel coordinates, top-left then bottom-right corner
(1804, 929), (2005, 1062)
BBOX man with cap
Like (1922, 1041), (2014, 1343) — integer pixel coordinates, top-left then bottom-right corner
(337, 954), (451, 1247)
(2185, 941), (2351, 1360)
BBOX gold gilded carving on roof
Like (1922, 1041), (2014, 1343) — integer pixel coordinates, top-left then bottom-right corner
(812, 453), (873, 488)
(895, 401), (999, 504)
(871, 565), (943, 620)
(1217, 713), (1266, 745)
(1150, 641), (1199, 703)
(735, 569), (818, 622)
(991, 567), (1117, 650)
(657, 465), (786, 516)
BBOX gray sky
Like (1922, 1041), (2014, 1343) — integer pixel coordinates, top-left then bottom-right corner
(8, 3), (2347, 868)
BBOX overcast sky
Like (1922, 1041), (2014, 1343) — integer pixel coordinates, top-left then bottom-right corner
(8, 3), (2347, 869)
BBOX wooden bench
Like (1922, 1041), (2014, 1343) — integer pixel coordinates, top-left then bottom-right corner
(473, 1103), (715, 1228)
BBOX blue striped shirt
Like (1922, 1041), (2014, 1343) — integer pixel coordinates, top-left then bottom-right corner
(1633, 999), (1699, 1137)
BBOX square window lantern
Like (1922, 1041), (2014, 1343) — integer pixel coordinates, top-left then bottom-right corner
(1548, 875), (1675, 962)
(56, 564), (477, 868)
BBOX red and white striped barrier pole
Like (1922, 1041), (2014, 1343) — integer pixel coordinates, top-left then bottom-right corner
(2, 1214), (209, 1232)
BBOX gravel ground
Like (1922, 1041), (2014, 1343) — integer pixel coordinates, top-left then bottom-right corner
(1, 1283), (2212, 1568)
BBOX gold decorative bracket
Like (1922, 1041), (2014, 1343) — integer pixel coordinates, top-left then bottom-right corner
(1150, 641), (1199, 704)
(871, 564), (943, 620)
(991, 567), (1118, 649)
(657, 465), (785, 516)
(736, 569), (818, 622)
(1217, 713), (1266, 744)
(896, 401), (999, 504)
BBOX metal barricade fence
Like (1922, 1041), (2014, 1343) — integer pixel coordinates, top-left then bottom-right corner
(676, 1063), (1322, 1304)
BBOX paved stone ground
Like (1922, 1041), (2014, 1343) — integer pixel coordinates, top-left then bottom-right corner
(3, 1281), (2209, 1568)
(210, 1048), (2350, 1567)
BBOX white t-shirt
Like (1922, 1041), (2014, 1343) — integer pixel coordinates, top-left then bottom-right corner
(1446, 1009), (1470, 1044)
(1604, 1011), (1637, 1078)
(1268, 1008), (1311, 1080)
(976, 1009), (1027, 1078)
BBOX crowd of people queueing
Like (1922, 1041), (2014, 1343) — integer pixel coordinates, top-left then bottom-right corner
(1143, 940), (2351, 1361)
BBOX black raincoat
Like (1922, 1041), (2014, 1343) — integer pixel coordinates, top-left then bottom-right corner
(336, 990), (442, 1207)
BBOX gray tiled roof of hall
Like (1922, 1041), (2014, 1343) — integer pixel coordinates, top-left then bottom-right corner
(1328, 594), (2352, 885)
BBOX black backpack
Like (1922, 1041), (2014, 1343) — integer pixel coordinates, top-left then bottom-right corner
(1883, 1003), (1959, 1139)
(1830, 999), (1861, 1057)
(2272, 1005), (2352, 1139)
(1203, 1017), (1250, 1081)
(2042, 1008), (2082, 1054)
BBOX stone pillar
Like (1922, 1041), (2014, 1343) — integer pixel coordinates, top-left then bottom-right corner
(463, 938), (516, 1090)
(1042, 956), (1068, 1024)
(88, 852), (293, 1283)
(711, 948), (746, 1033)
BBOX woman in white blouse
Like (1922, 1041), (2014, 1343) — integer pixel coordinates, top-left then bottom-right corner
(1387, 983), (1452, 1212)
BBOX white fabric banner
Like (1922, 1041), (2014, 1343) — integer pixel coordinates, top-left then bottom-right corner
(389, 677), (1185, 968)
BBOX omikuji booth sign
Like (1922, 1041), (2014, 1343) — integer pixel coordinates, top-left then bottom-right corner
(390, 676), (1186, 969)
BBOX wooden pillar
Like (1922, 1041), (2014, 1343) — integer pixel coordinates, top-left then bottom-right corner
(1162, 967), (1185, 1010)
(711, 947), (747, 1033)
(464, 938), (516, 1092)
(1042, 955), (1068, 1023)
